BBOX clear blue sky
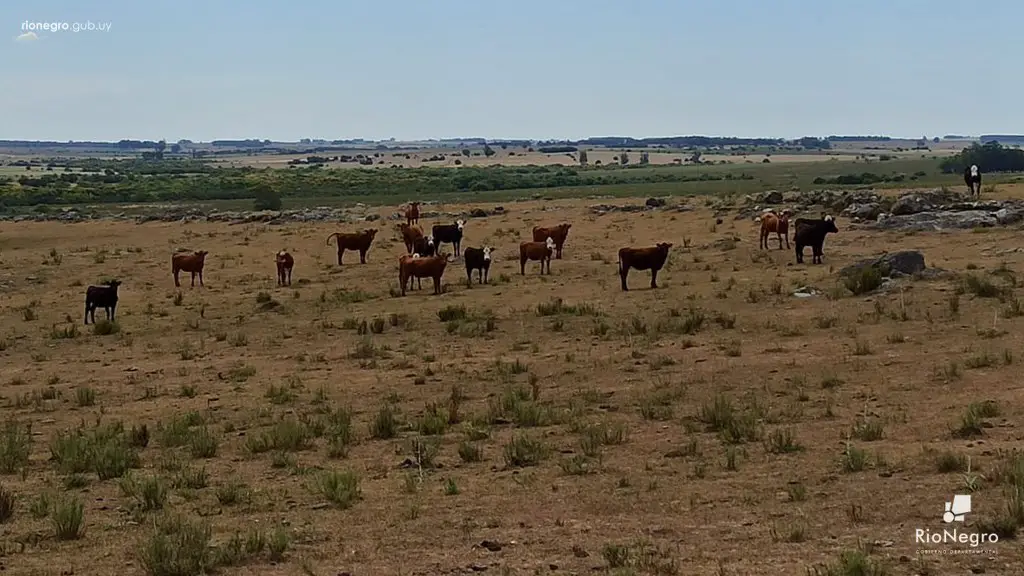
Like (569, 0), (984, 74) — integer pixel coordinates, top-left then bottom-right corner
(2, 0), (1021, 142)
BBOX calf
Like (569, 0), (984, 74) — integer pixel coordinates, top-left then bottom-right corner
(756, 210), (790, 250)
(432, 220), (465, 257)
(399, 253), (453, 296)
(964, 164), (982, 198)
(794, 215), (839, 264)
(326, 228), (378, 265)
(172, 250), (208, 288)
(532, 223), (572, 259)
(519, 237), (555, 275)
(399, 253), (423, 291)
(398, 223), (425, 253)
(84, 279), (122, 324)
(618, 242), (672, 291)
(463, 246), (492, 285)
(411, 234), (436, 257)
(276, 250), (294, 286)
(405, 201), (421, 226)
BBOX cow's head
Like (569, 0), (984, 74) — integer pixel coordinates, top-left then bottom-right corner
(971, 164), (979, 177)
(482, 246), (492, 261)
(456, 219), (465, 231)
(364, 228), (379, 239)
(105, 279), (122, 289)
(823, 216), (839, 233)
(560, 223), (572, 233)
(195, 250), (209, 258)
(545, 237), (556, 251)
(426, 235), (435, 246)
(656, 242), (673, 252)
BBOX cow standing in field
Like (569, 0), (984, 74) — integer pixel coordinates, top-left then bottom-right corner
(519, 237), (555, 275)
(463, 246), (492, 285)
(398, 223), (425, 253)
(276, 250), (294, 286)
(964, 164), (982, 198)
(326, 229), (378, 265)
(412, 234), (436, 257)
(618, 243), (672, 291)
(432, 220), (465, 257)
(84, 279), (121, 324)
(794, 215), (839, 264)
(172, 250), (208, 288)
(756, 210), (790, 250)
(532, 223), (572, 259)
(405, 202), (421, 226)
(399, 253), (453, 296)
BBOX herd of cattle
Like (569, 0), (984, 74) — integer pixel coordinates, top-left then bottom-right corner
(79, 200), (845, 324)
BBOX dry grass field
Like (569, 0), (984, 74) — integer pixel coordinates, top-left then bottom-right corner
(3, 195), (1024, 576)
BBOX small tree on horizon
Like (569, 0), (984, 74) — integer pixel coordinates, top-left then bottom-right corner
(579, 150), (588, 166)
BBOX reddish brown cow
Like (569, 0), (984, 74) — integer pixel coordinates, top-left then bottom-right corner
(399, 253), (452, 296)
(756, 210), (791, 250)
(532, 223), (572, 259)
(326, 229), (378, 265)
(519, 237), (556, 275)
(618, 242), (672, 291)
(172, 250), (208, 288)
(405, 202), (421, 226)
(275, 250), (294, 286)
(397, 223), (425, 253)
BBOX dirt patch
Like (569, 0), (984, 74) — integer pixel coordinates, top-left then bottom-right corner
(1, 196), (1023, 575)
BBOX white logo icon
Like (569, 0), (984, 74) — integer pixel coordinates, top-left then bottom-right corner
(943, 494), (971, 523)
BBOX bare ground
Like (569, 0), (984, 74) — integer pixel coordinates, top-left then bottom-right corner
(2, 195), (1024, 576)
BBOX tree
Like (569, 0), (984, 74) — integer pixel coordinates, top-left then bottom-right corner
(689, 150), (702, 164)
(578, 150), (588, 166)
(483, 144), (495, 157)
(252, 184), (282, 211)
(639, 151), (649, 165)
(461, 149), (471, 157)
(620, 151), (629, 165)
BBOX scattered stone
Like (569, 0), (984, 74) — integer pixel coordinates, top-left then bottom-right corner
(479, 540), (502, 552)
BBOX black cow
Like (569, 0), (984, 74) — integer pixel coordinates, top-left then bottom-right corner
(964, 164), (982, 198)
(432, 220), (465, 257)
(84, 279), (122, 324)
(794, 215), (838, 264)
(412, 234), (436, 257)
(463, 246), (492, 285)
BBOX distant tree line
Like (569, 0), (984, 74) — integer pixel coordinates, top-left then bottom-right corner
(939, 142), (1024, 173)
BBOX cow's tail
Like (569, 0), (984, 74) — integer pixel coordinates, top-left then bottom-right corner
(325, 232), (339, 245)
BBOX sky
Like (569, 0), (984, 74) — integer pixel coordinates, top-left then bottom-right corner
(2, 0), (1022, 142)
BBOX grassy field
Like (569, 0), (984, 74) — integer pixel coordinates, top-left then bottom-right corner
(3, 191), (1024, 575)
(5, 155), (1007, 215)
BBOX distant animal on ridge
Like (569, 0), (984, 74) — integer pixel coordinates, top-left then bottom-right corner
(432, 220), (465, 257)
(398, 223), (425, 253)
(172, 250), (208, 288)
(519, 237), (555, 275)
(756, 209), (791, 250)
(405, 202), (421, 226)
(532, 223), (572, 259)
(964, 164), (982, 198)
(276, 250), (294, 286)
(463, 246), (492, 285)
(618, 243), (672, 291)
(399, 253), (453, 296)
(84, 279), (121, 324)
(794, 214), (838, 264)
(326, 229), (378, 265)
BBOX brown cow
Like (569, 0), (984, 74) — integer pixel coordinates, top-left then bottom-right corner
(399, 253), (453, 296)
(618, 242), (672, 291)
(405, 202), (421, 226)
(399, 253), (427, 291)
(172, 250), (208, 288)
(276, 250), (294, 286)
(532, 223), (572, 259)
(756, 209), (791, 250)
(519, 237), (556, 275)
(326, 229), (378, 265)
(398, 223), (425, 253)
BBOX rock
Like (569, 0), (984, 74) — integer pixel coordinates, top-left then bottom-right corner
(839, 250), (926, 279)
(479, 540), (502, 552)
(890, 194), (937, 216)
(871, 210), (999, 231)
(841, 202), (882, 220)
(645, 197), (666, 208)
(469, 208), (488, 218)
